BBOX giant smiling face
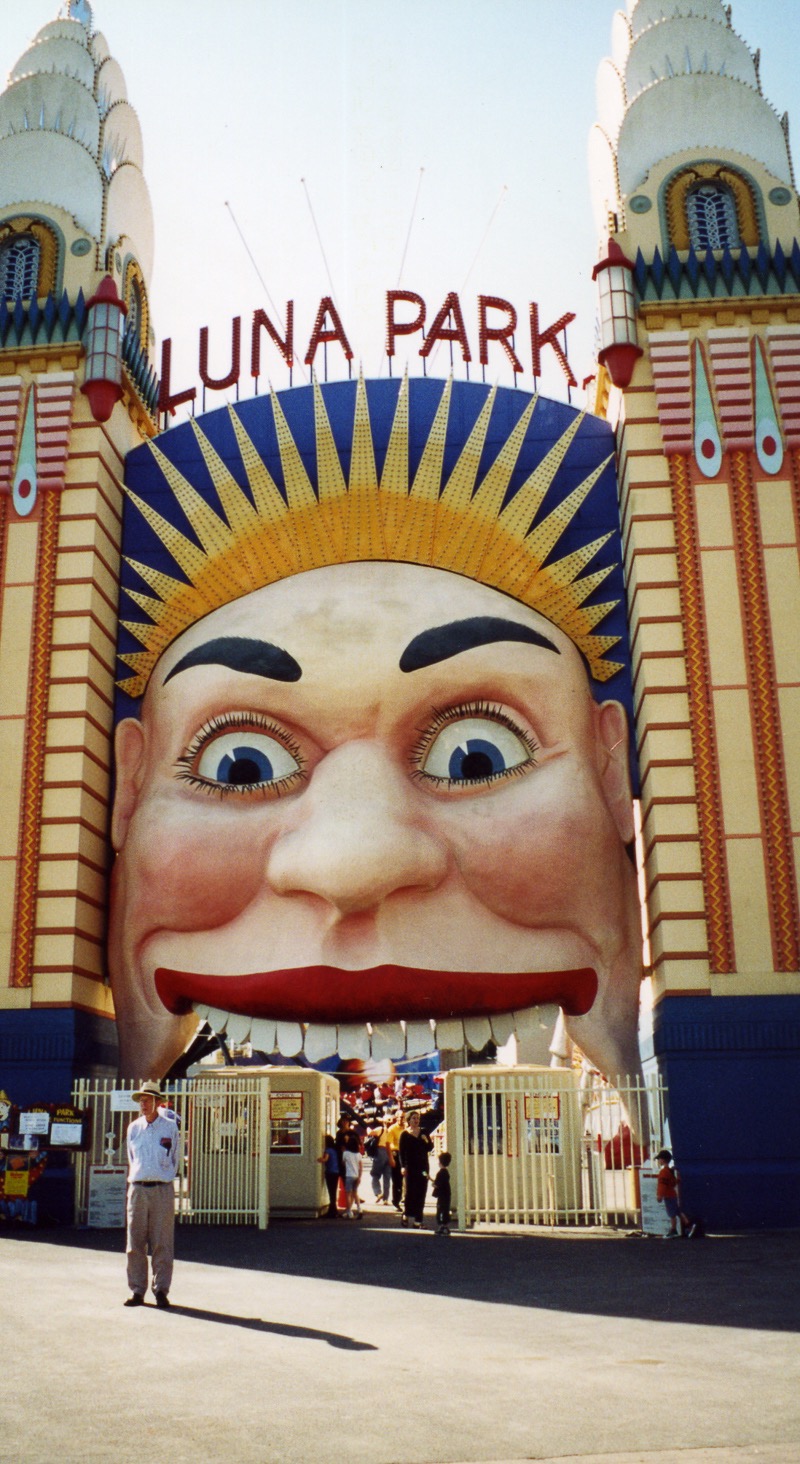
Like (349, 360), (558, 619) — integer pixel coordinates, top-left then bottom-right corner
(109, 560), (642, 1080)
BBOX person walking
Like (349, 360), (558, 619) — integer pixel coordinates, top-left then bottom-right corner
(399, 1111), (433, 1228)
(318, 1133), (340, 1218)
(385, 1108), (405, 1211)
(124, 1080), (181, 1308)
(432, 1150), (452, 1235)
(367, 1120), (392, 1204)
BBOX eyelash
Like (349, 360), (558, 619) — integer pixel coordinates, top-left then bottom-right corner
(175, 711), (306, 798)
(409, 700), (539, 778)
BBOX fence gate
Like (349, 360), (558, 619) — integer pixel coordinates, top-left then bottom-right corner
(72, 1075), (270, 1229)
(445, 1066), (667, 1230)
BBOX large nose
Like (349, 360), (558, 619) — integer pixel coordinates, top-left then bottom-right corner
(266, 741), (448, 915)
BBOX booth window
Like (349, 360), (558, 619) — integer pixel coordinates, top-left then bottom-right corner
(0, 235), (40, 301)
(686, 182), (740, 251)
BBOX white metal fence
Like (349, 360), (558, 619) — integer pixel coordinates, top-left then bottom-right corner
(72, 1076), (270, 1229)
(445, 1067), (667, 1230)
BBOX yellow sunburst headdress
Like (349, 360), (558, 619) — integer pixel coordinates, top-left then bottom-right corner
(118, 373), (622, 699)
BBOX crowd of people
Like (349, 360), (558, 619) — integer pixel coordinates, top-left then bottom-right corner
(319, 1089), (451, 1234)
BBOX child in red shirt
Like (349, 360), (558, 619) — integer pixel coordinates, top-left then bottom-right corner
(656, 1147), (691, 1238)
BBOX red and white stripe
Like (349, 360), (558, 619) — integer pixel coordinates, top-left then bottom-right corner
(648, 332), (693, 455)
(765, 327), (800, 449)
(0, 376), (25, 495)
(707, 329), (754, 451)
(35, 371), (76, 493)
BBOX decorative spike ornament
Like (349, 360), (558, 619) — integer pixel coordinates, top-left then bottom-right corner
(118, 378), (622, 699)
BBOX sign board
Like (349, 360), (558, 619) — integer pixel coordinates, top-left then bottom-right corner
(19, 1111), (50, 1136)
(270, 1092), (303, 1122)
(87, 1166), (127, 1228)
(639, 1170), (663, 1235)
(110, 1091), (140, 1113)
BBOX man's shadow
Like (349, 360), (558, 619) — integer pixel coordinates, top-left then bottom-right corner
(158, 1302), (376, 1351)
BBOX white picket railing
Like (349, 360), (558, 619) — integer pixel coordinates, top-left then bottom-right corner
(445, 1067), (667, 1230)
(72, 1076), (270, 1229)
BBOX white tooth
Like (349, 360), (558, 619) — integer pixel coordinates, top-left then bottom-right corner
(249, 1018), (277, 1052)
(513, 1006), (541, 1040)
(192, 1003), (210, 1022)
(464, 1016), (492, 1051)
(276, 1021), (303, 1056)
(206, 1007), (229, 1034)
(224, 1013), (252, 1044)
(337, 1023), (371, 1060)
(370, 1023), (406, 1060)
(404, 1020), (435, 1057)
(303, 1024), (338, 1061)
(434, 1018), (466, 1051)
(490, 1013), (515, 1045)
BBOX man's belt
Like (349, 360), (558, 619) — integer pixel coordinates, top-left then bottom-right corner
(132, 1180), (170, 1187)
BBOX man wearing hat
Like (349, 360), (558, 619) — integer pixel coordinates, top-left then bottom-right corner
(124, 1080), (181, 1308)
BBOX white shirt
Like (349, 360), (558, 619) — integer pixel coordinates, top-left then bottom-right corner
(343, 1150), (361, 1181)
(127, 1113), (181, 1183)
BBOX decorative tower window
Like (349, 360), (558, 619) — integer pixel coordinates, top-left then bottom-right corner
(0, 236), (40, 301)
(686, 182), (740, 251)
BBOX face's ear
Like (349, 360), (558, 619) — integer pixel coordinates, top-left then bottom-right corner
(592, 699), (635, 845)
(112, 718), (147, 850)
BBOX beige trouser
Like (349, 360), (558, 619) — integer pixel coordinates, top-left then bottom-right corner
(126, 1182), (175, 1297)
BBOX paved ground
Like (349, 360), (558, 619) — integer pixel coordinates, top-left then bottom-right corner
(1, 1192), (799, 1464)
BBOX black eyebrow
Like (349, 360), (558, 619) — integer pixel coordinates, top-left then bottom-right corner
(163, 636), (302, 685)
(399, 616), (560, 672)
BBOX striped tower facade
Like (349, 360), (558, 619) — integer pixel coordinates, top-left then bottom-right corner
(0, 2), (157, 1103)
(590, 0), (800, 1224)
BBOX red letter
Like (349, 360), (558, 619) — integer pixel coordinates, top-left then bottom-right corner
(304, 297), (354, 367)
(199, 317), (241, 392)
(420, 292), (472, 363)
(478, 295), (523, 373)
(251, 304), (294, 376)
(529, 303), (577, 388)
(386, 290), (426, 357)
(158, 338), (196, 418)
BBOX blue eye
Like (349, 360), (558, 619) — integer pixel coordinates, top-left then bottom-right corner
(421, 715), (534, 784)
(196, 731), (299, 788)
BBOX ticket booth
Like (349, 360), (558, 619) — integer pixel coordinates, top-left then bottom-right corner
(189, 1066), (339, 1222)
(266, 1067), (339, 1218)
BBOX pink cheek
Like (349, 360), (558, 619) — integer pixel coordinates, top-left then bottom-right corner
(446, 776), (600, 926)
(130, 803), (269, 933)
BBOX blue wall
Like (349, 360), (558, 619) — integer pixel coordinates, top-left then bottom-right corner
(0, 1008), (117, 1108)
(651, 994), (800, 1229)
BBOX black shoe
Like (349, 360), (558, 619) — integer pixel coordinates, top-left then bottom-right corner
(155, 1290), (171, 1309)
(124, 1294), (144, 1307)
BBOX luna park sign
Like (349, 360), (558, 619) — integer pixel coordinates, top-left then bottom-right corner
(158, 289), (579, 416)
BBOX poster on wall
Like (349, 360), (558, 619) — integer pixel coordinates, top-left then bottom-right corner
(87, 1166), (127, 1228)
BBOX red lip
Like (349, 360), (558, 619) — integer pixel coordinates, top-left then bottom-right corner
(154, 965), (597, 1024)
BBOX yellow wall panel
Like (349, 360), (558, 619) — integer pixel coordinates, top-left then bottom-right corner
(634, 585), (683, 620)
(726, 837), (772, 971)
(625, 519), (676, 551)
(41, 784), (106, 829)
(635, 620), (685, 655)
(648, 878), (706, 916)
(30, 973), (73, 1004)
(0, 859), (18, 981)
(756, 479), (795, 545)
(48, 683), (114, 732)
(762, 547), (800, 683)
(627, 551), (678, 585)
(694, 482), (734, 548)
(649, 916), (708, 955)
(714, 688), (760, 834)
(647, 839), (703, 876)
(5, 521), (39, 582)
(0, 720), (25, 857)
(779, 687), (800, 828)
(701, 551), (748, 684)
(641, 763), (696, 801)
(39, 823), (107, 866)
(627, 486), (673, 518)
(639, 727), (694, 762)
(635, 655), (687, 690)
(643, 801), (700, 840)
(636, 691), (691, 724)
(38, 858), (105, 903)
(0, 584), (35, 715)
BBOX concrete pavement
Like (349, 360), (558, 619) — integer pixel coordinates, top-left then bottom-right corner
(1, 1201), (798, 1464)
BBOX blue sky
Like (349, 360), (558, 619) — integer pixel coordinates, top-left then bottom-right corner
(3, 1), (798, 417)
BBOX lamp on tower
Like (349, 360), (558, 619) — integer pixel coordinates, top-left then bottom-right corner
(592, 240), (642, 389)
(81, 276), (127, 423)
